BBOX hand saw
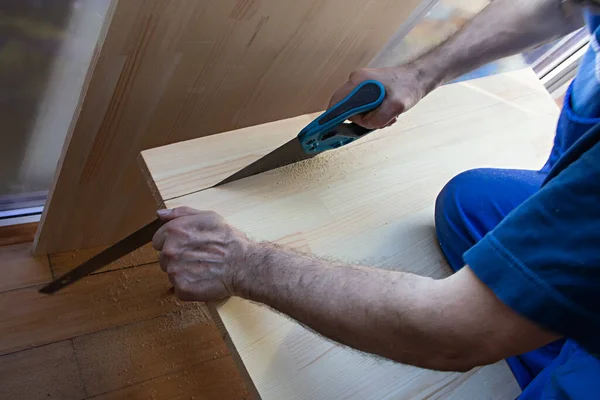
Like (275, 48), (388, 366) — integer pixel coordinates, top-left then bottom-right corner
(39, 80), (385, 294)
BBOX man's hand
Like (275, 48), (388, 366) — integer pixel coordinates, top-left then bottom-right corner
(329, 65), (433, 130)
(152, 207), (258, 302)
(331, 0), (584, 131)
(151, 206), (558, 371)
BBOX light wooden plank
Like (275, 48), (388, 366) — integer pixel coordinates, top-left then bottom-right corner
(0, 341), (85, 400)
(0, 263), (185, 356)
(73, 306), (229, 397)
(0, 243), (52, 293)
(91, 356), (254, 400)
(49, 242), (158, 277)
(140, 70), (558, 399)
(34, 0), (423, 255)
(139, 114), (316, 203)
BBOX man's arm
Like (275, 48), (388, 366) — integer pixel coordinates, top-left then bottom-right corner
(333, 0), (584, 129)
(234, 244), (559, 371)
(153, 207), (559, 372)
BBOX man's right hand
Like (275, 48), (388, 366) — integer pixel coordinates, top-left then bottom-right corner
(329, 65), (435, 130)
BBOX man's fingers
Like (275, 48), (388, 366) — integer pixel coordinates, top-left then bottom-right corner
(153, 220), (182, 251)
(174, 280), (227, 302)
(152, 229), (165, 251)
(357, 98), (404, 129)
(157, 206), (201, 222)
(347, 110), (393, 130)
(152, 223), (169, 251)
(328, 80), (356, 109)
(329, 73), (398, 129)
(153, 208), (222, 250)
(384, 117), (398, 128)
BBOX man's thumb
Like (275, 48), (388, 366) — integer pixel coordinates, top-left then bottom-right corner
(157, 208), (175, 221)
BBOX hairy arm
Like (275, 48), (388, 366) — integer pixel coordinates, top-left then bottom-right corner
(234, 244), (559, 371)
(152, 208), (559, 372)
(416, 0), (583, 86)
(333, 0), (584, 128)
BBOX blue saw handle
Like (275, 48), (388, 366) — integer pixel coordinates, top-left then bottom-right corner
(298, 80), (385, 154)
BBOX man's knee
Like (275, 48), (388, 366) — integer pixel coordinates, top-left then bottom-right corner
(435, 169), (491, 270)
(435, 169), (485, 235)
(435, 168), (544, 271)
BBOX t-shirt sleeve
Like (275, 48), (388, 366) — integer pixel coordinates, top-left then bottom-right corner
(463, 138), (600, 355)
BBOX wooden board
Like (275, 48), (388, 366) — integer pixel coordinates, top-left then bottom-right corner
(139, 69), (559, 399)
(91, 357), (254, 400)
(0, 341), (85, 400)
(0, 263), (186, 356)
(0, 243), (52, 292)
(0, 242), (252, 399)
(72, 307), (229, 397)
(33, 0), (424, 255)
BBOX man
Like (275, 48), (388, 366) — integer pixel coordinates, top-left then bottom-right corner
(152, 0), (600, 398)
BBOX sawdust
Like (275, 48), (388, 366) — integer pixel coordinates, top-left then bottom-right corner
(271, 145), (369, 189)
(72, 300), (224, 396)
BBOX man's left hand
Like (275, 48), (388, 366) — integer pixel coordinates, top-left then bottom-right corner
(152, 207), (256, 302)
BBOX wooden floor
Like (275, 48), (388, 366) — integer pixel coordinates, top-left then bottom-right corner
(0, 241), (253, 400)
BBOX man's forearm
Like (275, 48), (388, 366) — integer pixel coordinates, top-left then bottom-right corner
(412, 0), (583, 91)
(236, 244), (462, 369)
(234, 244), (535, 371)
(154, 208), (559, 372)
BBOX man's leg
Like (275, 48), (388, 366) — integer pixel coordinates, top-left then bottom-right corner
(435, 168), (545, 271)
(434, 168), (564, 389)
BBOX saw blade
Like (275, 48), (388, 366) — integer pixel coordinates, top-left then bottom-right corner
(38, 139), (315, 295)
(214, 137), (316, 187)
(38, 219), (163, 294)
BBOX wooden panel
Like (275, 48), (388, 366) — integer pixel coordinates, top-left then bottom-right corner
(0, 222), (38, 247)
(0, 243), (52, 292)
(0, 263), (185, 356)
(49, 242), (158, 277)
(33, 0), (423, 255)
(73, 306), (228, 397)
(0, 341), (85, 400)
(140, 70), (558, 399)
(92, 356), (254, 400)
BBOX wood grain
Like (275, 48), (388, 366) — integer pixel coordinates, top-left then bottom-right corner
(49, 242), (158, 277)
(33, 0), (423, 255)
(140, 69), (558, 399)
(0, 340), (85, 400)
(0, 243), (52, 292)
(0, 242), (251, 400)
(91, 356), (254, 400)
(0, 222), (38, 247)
(73, 306), (229, 397)
(0, 263), (185, 356)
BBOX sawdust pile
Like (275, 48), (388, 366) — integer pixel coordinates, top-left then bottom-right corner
(72, 303), (222, 396)
(271, 145), (369, 189)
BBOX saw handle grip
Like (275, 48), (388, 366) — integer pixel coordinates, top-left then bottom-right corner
(298, 80), (385, 153)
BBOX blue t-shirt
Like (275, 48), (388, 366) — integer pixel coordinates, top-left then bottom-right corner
(465, 9), (600, 399)
(571, 12), (600, 118)
(544, 10), (600, 170)
(465, 122), (600, 354)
